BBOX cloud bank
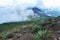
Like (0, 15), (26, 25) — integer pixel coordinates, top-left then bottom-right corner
(0, 0), (60, 23)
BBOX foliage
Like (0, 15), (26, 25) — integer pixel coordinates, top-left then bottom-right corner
(32, 25), (43, 32)
(0, 21), (36, 33)
(50, 21), (56, 27)
(32, 17), (49, 33)
(34, 30), (52, 40)
(4, 32), (13, 39)
(33, 17), (53, 40)
(28, 15), (40, 21)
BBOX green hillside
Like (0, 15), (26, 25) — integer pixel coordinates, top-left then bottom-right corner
(0, 16), (60, 40)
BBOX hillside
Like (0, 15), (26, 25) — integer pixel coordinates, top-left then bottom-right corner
(0, 16), (60, 40)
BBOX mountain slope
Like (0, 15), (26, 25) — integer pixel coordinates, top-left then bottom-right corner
(32, 7), (52, 17)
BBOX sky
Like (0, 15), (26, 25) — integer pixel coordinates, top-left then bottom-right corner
(0, 0), (60, 8)
(41, 0), (60, 9)
(0, 0), (60, 23)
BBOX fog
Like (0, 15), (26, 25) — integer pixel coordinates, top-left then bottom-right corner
(0, 0), (60, 23)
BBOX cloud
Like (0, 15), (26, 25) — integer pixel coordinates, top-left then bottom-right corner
(0, 0), (37, 23)
(0, 0), (14, 7)
(0, 6), (35, 23)
(0, 0), (60, 23)
(41, 0), (60, 9)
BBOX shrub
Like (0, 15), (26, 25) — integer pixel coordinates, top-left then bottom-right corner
(34, 33), (42, 40)
(50, 21), (56, 27)
(34, 30), (45, 40)
(4, 32), (13, 39)
(33, 17), (52, 40)
(32, 25), (43, 33)
(34, 30), (52, 40)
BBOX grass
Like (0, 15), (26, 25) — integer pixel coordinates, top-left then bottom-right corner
(0, 21), (36, 37)
(32, 17), (53, 40)
(0, 16), (56, 40)
(0, 21), (36, 32)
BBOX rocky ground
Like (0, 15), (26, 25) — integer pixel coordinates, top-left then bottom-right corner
(1, 26), (35, 40)
(44, 17), (60, 40)
(1, 17), (60, 40)
(12, 26), (34, 40)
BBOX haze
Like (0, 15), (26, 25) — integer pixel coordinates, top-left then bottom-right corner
(0, 0), (60, 23)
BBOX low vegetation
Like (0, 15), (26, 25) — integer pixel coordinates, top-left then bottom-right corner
(32, 18), (53, 40)
(0, 16), (60, 40)
(4, 32), (13, 39)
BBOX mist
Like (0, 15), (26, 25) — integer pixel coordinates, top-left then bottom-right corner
(0, 0), (60, 23)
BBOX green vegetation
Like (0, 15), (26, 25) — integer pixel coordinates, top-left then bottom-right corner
(32, 25), (42, 32)
(33, 23), (51, 40)
(28, 15), (40, 21)
(34, 30), (52, 40)
(4, 32), (13, 39)
(0, 21), (35, 32)
(0, 21), (37, 37)
(50, 21), (56, 27)
(33, 16), (60, 40)
(32, 17), (53, 40)
(0, 15), (58, 40)
(0, 15), (40, 39)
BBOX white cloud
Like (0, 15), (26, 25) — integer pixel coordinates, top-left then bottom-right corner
(41, 0), (60, 9)
(0, 0), (14, 7)
(0, 0), (60, 9)
(0, 0), (37, 7)
(16, 0), (37, 5)
(0, 0), (60, 23)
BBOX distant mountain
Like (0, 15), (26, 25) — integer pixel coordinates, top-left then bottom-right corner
(32, 7), (53, 17)
(47, 10), (60, 17)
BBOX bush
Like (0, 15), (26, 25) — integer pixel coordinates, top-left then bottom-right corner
(32, 19), (48, 33)
(33, 17), (52, 40)
(50, 21), (56, 27)
(34, 30), (46, 40)
(34, 33), (42, 40)
(34, 30), (52, 40)
(4, 32), (13, 39)
(32, 25), (43, 33)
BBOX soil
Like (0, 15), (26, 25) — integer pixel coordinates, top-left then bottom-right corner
(1, 17), (60, 40)
(44, 18), (60, 40)
(12, 26), (34, 40)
